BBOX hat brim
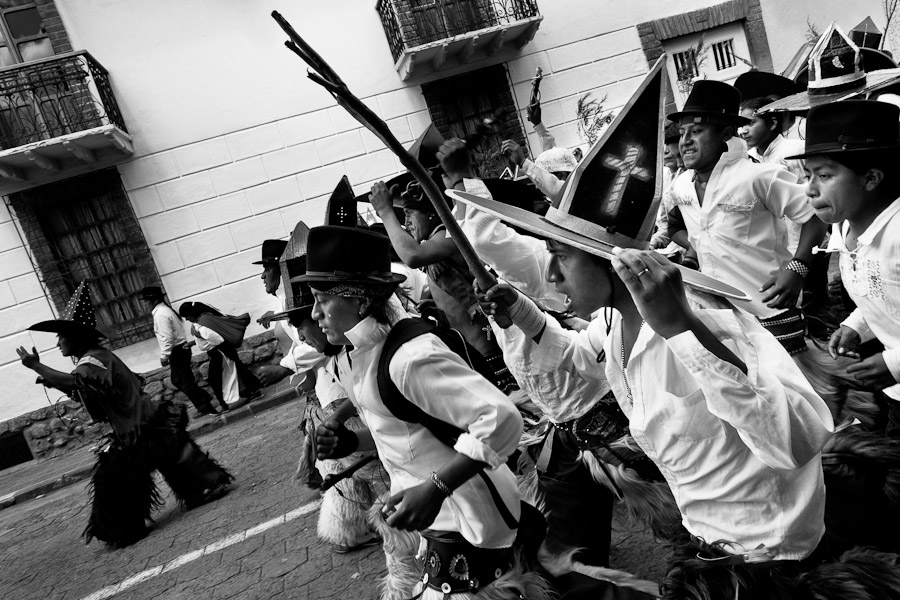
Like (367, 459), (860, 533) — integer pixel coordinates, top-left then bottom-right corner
(28, 320), (106, 339)
(785, 142), (900, 161)
(667, 111), (751, 126)
(762, 68), (900, 114)
(269, 304), (314, 322)
(291, 272), (407, 286)
(447, 190), (751, 302)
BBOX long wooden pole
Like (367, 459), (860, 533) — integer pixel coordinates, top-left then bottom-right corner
(272, 12), (508, 326)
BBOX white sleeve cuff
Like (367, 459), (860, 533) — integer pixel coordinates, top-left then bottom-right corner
(453, 432), (505, 469)
(507, 293), (547, 339)
(841, 310), (876, 343)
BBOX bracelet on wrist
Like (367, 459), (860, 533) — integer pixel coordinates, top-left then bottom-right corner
(785, 259), (810, 279)
(430, 472), (452, 497)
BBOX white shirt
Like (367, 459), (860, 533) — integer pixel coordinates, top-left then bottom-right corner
(517, 294), (832, 560)
(455, 182), (606, 422)
(270, 289), (322, 381)
(828, 198), (900, 399)
(192, 323), (223, 352)
(152, 303), (187, 358)
(667, 149), (814, 318)
(343, 313), (522, 549)
(749, 135), (807, 254)
(521, 158), (564, 202)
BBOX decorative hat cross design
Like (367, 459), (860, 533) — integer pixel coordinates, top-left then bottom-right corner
(600, 145), (652, 219)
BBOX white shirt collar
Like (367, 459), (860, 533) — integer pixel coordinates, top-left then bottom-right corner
(859, 197), (900, 246)
(345, 315), (390, 351)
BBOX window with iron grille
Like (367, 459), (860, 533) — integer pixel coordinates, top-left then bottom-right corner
(421, 64), (526, 178)
(673, 48), (699, 82)
(9, 169), (162, 349)
(712, 39), (736, 71)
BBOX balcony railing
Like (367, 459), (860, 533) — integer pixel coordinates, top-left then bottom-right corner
(0, 51), (127, 151)
(377, 0), (540, 63)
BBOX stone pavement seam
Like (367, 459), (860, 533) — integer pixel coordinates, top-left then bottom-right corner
(0, 388), (299, 512)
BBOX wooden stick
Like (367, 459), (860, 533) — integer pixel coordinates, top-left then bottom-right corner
(272, 12), (506, 316)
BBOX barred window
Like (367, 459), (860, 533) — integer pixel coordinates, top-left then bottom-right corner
(712, 39), (736, 71)
(9, 169), (162, 349)
(673, 48), (699, 82)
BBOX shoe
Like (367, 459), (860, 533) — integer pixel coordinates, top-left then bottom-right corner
(185, 481), (233, 510)
(245, 390), (263, 402)
(333, 533), (382, 554)
(197, 406), (220, 416)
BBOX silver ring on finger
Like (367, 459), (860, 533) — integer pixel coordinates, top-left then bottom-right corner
(636, 268), (650, 278)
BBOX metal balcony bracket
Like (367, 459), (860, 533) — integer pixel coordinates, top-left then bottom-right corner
(24, 150), (59, 172)
(460, 35), (479, 63)
(62, 140), (97, 163)
(399, 53), (416, 81)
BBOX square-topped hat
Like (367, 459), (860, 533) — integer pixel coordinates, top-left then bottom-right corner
(270, 220), (313, 322)
(29, 281), (107, 339)
(762, 22), (900, 114)
(786, 99), (900, 160)
(252, 239), (288, 266)
(448, 56), (749, 301)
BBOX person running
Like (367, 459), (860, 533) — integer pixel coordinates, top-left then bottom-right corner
(18, 282), (233, 548)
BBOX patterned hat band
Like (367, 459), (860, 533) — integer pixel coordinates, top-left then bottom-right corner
(320, 282), (398, 299)
(303, 269), (399, 283)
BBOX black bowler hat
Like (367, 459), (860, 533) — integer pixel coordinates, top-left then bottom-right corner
(293, 226), (406, 287)
(667, 80), (750, 126)
(252, 239), (288, 266)
(786, 100), (900, 160)
(140, 285), (164, 301)
(734, 71), (801, 101)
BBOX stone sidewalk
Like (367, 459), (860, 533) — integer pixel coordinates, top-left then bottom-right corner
(0, 379), (297, 511)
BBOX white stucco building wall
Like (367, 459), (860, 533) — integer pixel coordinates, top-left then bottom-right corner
(0, 0), (890, 422)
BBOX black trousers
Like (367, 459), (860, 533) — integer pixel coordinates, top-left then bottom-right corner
(84, 401), (233, 548)
(169, 344), (215, 411)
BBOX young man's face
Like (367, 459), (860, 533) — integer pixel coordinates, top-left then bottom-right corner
(295, 315), (331, 353)
(804, 155), (868, 224)
(309, 289), (362, 346)
(545, 240), (612, 319)
(738, 110), (776, 151)
(262, 264), (280, 295)
(663, 141), (681, 172)
(403, 208), (434, 242)
(678, 121), (730, 172)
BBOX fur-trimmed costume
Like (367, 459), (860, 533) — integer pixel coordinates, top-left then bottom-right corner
(75, 348), (233, 548)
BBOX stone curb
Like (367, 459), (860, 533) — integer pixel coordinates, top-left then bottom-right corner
(0, 388), (299, 512)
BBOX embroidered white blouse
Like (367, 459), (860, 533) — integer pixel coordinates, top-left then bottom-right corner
(665, 149), (814, 318)
(827, 198), (900, 399)
(342, 313), (523, 549)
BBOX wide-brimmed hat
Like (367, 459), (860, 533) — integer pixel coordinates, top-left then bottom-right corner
(29, 281), (106, 340)
(140, 285), (164, 301)
(292, 226), (406, 287)
(785, 99), (900, 160)
(734, 71), (802, 102)
(667, 80), (750, 127)
(449, 57), (749, 302)
(270, 221), (314, 322)
(252, 239), (288, 266)
(762, 22), (900, 114)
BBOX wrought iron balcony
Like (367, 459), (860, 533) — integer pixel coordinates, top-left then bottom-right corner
(377, 0), (542, 80)
(0, 50), (133, 194)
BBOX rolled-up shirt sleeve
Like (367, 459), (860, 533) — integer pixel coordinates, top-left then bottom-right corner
(390, 335), (523, 468)
(759, 169), (813, 224)
(521, 159), (565, 201)
(664, 310), (834, 470)
(841, 308), (876, 343)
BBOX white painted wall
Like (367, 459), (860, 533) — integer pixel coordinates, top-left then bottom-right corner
(1, 0), (878, 422)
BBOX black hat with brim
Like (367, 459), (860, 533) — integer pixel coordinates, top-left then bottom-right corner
(734, 71), (802, 101)
(291, 226), (406, 287)
(28, 320), (106, 340)
(140, 286), (164, 301)
(667, 80), (751, 126)
(446, 189), (750, 302)
(252, 239), (289, 265)
(785, 99), (900, 160)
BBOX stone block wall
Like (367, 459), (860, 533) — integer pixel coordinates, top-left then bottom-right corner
(1, 330), (282, 462)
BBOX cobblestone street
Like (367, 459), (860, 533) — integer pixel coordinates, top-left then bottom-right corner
(0, 400), (667, 600)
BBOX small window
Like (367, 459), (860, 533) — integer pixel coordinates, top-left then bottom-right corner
(0, 2), (53, 65)
(712, 39), (736, 71)
(673, 48), (699, 81)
